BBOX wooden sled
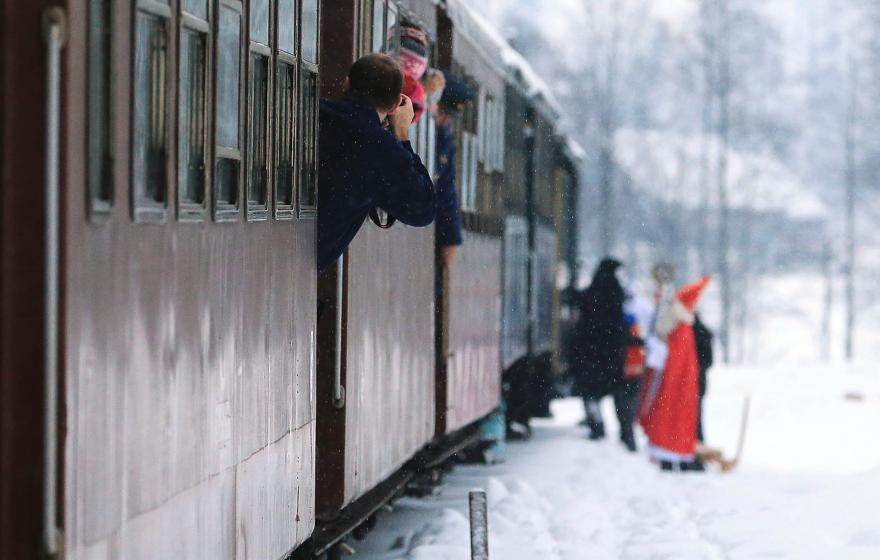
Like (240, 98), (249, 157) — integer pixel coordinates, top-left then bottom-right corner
(697, 395), (751, 472)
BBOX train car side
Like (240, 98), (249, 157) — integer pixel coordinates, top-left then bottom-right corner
(61, 1), (320, 558)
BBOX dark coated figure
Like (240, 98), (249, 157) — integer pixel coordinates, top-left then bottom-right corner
(693, 314), (715, 443)
(571, 258), (631, 445)
(317, 53), (436, 273)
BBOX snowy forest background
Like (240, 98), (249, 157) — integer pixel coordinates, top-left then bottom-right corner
(470, 0), (880, 365)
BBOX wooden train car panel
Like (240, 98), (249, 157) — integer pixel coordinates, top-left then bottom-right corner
(316, 0), (437, 517)
(532, 222), (559, 354)
(501, 214), (530, 369)
(61, 0), (318, 557)
(442, 231), (502, 434)
(342, 223), (436, 505)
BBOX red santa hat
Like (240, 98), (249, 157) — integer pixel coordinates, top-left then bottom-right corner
(676, 276), (711, 312)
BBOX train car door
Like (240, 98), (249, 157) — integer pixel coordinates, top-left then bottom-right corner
(0, 2), (65, 558)
(315, 0), (436, 532)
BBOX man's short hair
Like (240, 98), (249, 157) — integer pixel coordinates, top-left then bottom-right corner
(348, 53), (404, 111)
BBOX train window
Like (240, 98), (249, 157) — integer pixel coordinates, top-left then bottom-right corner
(183, 0), (207, 19)
(275, 60), (296, 217)
(385, 3), (399, 54)
(427, 114), (437, 178)
(247, 0), (272, 221)
(214, 3), (243, 220)
(460, 133), (471, 211)
(132, 6), (170, 221)
(278, 0), (297, 55)
(302, 0), (319, 64)
(477, 89), (491, 165)
(371, 0), (385, 53)
(88, 0), (112, 218)
(298, 69), (319, 217)
(178, 29), (208, 217)
(496, 107), (502, 169)
(247, 54), (270, 219)
(250, 0), (270, 45)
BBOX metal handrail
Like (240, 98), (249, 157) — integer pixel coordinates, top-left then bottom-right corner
(42, 6), (66, 558)
(333, 255), (346, 408)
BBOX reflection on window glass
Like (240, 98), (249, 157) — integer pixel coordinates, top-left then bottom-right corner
(276, 61), (296, 207)
(133, 11), (168, 205)
(385, 5), (398, 54)
(371, 0), (384, 53)
(88, 0), (112, 209)
(216, 6), (240, 149)
(179, 29), (206, 206)
(215, 5), (241, 210)
(299, 70), (318, 213)
(182, 0), (207, 19)
(250, 0), (270, 45)
(248, 54), (269, 208)
(278, 0), (296, 54)
(215, 158), (239, 206)
(302, 0), (319, 63)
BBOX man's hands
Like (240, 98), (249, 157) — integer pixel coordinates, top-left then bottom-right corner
(388, 94), (414, 141)
(439, 245), (457, 268)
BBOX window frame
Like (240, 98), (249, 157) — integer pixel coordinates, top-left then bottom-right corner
(131, 0), (173, 224)
(212, 0), (245, 222)
(273, 0), (299, 220)
(297, 0), (320, 219)
(87, 0), (113, 222)
(177, 4), (212, 222)
(246, 0), (273, 222)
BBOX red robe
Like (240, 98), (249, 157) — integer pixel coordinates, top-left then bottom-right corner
(642, 322), (700, 456)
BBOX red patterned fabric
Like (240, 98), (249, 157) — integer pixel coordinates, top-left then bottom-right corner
(402, 73), (426, 123)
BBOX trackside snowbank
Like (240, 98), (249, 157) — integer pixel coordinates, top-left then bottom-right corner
(356, 365), (880, 559)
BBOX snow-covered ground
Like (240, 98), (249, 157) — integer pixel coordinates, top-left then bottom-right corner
(355, 364), (880, 559)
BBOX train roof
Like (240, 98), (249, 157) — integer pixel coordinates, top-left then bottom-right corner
(441, 0), (564, 122)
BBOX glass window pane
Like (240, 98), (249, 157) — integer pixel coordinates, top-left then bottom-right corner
(248, 54), (269, 207)
(385, 4), (398, 54)
(215, 158), (239, 205)
(276, 61), (296, 207)
(216, 6), (241, 149)
(88, 0), (112, 208)
(299, 69), (318, 213)
(183, 0), (208, 19)
(179, 29), (207, 206)
(302, 0), (319, 63)
(133, 11), (168, 204)
(278, 0), (296, 54)
(371, 0), (384, 53)
(250, 0), (270, 45)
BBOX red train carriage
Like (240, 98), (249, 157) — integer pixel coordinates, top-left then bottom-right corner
(314, 0), (437, 549)
(1, 1), (581, 558)
(435, 0), (505, 437)
(3, 0), (321, 557)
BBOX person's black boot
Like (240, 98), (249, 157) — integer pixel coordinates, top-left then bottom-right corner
(587, 421), (606, 440)
(620, 429), (637, 452)
(681, 459), (706, 472)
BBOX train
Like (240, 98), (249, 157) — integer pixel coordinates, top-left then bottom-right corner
(0, 0), (582, 559)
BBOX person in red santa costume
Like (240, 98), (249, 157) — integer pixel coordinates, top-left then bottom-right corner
(641, 276), (712, 472)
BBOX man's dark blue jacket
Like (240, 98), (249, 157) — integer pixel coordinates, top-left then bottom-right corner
(434, 122), (463, 247)
(318, 96), (436, 272)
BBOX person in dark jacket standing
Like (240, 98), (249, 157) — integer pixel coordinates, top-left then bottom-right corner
(693, 314), (714, 443)
(571, 258), (630, 442)
(317, 54), (436, 273)
(432, 72), (473, 266)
